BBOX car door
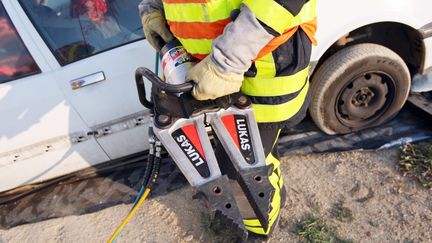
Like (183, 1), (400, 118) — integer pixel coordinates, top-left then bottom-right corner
(14, 0), (157, 160)
(0, 0), (109, 192)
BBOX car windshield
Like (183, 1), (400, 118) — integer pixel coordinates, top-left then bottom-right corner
(19, 0), (145, 65)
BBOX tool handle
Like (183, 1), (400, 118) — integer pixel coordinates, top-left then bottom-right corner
(138, 67), (194, 93)
(135, 67), (155, 110)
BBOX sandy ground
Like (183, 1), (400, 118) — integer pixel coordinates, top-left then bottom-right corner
(1, 149), (431, 243)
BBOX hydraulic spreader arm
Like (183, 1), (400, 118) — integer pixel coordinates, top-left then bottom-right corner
(136, 67), (275, 239)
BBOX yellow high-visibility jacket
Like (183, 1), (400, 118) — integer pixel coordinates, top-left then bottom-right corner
(139, 0), (317, 128)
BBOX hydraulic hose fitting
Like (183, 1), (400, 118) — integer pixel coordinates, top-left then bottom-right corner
(149, 126), (156, 155)
(149, 137), (155, 155)
(155, 140), (162, 158)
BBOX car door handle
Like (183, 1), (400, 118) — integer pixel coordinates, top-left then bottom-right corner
(70, 71), (106, 90)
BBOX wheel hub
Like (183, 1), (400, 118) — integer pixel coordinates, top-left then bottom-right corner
(352, 87), (375, 106)
(337, 72), (393, 127)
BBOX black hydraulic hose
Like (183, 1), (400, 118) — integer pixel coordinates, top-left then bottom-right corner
(109, 141), (162, 242)
(131, 151), (154, 208)
(139, 137), (155, 188)
(140, 127), (156, 188)
(132, 128), (156, 207)
(146, 144), (162, 190)
(140, 154), (154, 188)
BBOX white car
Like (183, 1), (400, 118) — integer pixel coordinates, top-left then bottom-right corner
(1, 0), (431, 193)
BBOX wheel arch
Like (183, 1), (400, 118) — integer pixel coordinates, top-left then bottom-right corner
(311, 21), (425, 81)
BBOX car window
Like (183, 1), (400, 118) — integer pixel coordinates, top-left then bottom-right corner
(0, 2), (40, 84)
(19, 0), (145, 66)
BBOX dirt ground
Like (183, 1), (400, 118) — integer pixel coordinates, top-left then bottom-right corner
(1, 149), (431, 243)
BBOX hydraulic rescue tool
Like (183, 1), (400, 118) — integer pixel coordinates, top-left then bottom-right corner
(111, 40), (276, 241)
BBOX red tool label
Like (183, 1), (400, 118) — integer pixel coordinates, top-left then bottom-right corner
(172, 124), (210, 178)
(222, 114), (255, 164)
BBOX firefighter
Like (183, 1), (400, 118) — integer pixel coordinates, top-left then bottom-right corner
(139, 0), (317, 237)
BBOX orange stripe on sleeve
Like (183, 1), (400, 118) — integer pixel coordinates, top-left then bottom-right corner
(167, 18), (231, 39)
(190, 53), (208, 60)
(255, 27), (299, 60)
(163, 0), (210, 3)
(300, 17), (318, 46)
(255, 18), (318, 60)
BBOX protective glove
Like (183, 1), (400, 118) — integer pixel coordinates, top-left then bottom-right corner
(187, 55), (244, 100)
(141, 11), (174, 51)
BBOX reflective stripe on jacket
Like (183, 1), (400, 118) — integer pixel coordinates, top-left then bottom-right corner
(163, 0), (317, 127)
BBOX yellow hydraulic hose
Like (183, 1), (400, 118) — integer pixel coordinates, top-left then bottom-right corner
(108, 188), (151, 243)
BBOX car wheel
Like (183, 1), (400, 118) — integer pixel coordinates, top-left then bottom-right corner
(309, 43), (411, 135)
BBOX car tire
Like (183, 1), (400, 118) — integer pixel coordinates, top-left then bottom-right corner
(309, 43), (411, 135)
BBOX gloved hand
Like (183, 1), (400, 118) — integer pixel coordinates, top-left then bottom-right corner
(141, 11), (174, 51)
(187, 56), (244, 100)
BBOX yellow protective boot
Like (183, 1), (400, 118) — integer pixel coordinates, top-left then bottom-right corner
(215, 127), (285, 240)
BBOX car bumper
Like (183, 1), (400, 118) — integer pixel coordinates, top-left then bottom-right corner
(419, 22), (432, 74)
